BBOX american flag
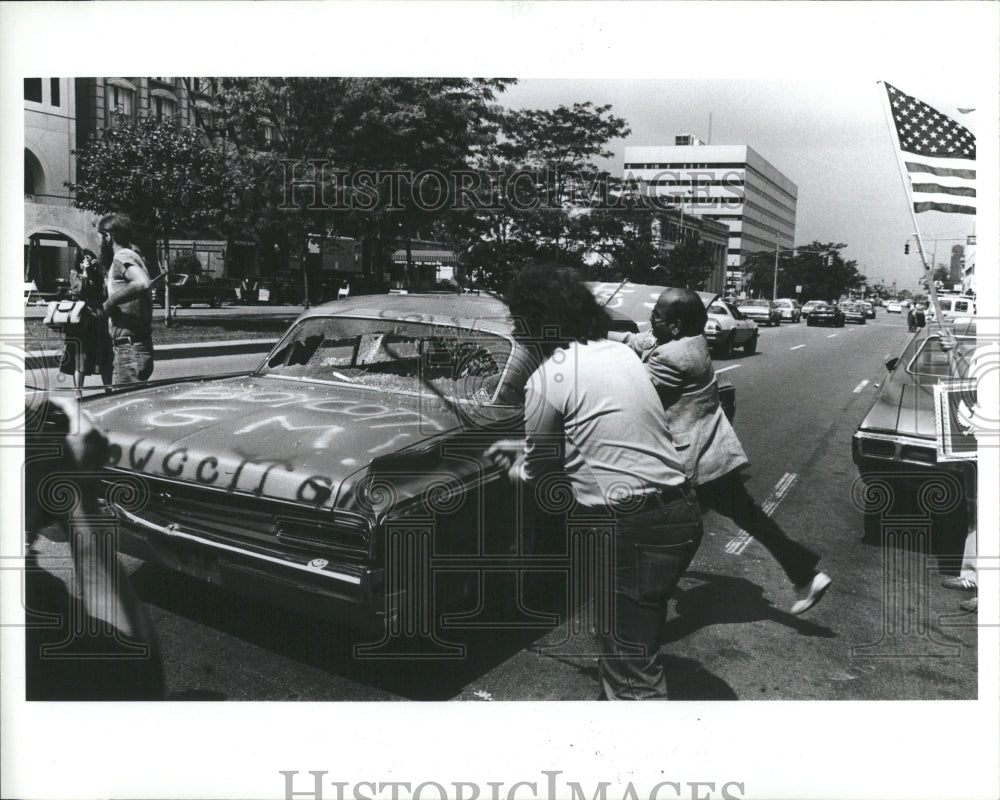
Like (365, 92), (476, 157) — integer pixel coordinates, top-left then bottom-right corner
(883, 82), (976, 215)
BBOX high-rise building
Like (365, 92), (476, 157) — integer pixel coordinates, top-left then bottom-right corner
(623, 136), (798, 294)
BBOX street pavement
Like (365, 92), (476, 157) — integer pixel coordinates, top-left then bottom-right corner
(25, 312), (979, 701)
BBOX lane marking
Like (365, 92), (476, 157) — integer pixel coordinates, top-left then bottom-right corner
(827, 334), (838, 338)
(725, 472), (799, 555)
(853, 379), (869, 393)
(790, 344), (806, 351)
(715, 364), (742, 374)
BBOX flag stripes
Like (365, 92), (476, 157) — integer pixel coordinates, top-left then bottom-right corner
(882, 82), (976, 215)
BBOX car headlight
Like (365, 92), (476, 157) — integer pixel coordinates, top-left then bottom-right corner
(705, 320), (720, 333)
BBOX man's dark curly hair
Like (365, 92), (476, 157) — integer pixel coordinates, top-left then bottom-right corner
(504, 263), (610, 348)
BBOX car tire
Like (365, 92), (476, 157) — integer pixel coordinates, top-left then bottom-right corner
(807, 318), (814, 327)
(209, 294), (222, 309)
(837, 319), (845, 327)
(743, 331), (758, 355)
(179, 301), (192, 309)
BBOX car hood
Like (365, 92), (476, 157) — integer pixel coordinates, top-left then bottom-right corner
(85, 375), (471, 511)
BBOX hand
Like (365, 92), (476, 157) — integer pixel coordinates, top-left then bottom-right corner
(484, 439), (526, 472)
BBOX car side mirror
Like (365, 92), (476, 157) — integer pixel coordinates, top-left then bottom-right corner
(885, 356), (899, 372)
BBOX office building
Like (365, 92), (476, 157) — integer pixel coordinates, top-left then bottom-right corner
(624, 135), (798, 294)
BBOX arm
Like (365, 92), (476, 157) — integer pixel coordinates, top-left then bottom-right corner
(102, 258), (150, 314)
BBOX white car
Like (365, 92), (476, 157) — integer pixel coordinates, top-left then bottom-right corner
(774, 298), (802, 322)
(886, 301), (903, 314)
(705, 297), (759, 357)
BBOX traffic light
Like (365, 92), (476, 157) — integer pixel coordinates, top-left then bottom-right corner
(904, 243), (910, 254)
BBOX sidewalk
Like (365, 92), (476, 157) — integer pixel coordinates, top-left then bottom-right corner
(25, 338), (278, 371)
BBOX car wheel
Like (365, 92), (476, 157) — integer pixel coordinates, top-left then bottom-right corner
(179, 301), (192, 309)
(715, 331), (735, 359)
(837, 319), (845, 327)
(209, 294), (222, 309)
(743, 331), (758, 355)
(807, 318), (814, 327)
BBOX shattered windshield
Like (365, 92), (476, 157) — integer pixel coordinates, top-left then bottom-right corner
(257, 316), (524, 405)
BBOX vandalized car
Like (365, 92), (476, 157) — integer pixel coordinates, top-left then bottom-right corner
(852, 319), (977, 538)
(76, 295), (554, 633)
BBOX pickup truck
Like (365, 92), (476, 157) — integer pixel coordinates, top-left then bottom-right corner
(153, 273), (238, 309)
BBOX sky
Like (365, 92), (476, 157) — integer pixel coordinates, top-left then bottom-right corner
(494, 77), (981, 291)
(2, 3), (998, 800)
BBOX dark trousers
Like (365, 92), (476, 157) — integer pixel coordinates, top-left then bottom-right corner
(596, 484), (703, 700)
(695, 471), (819, 586)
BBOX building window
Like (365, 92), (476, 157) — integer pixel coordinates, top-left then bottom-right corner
(49, 78), (60, 106)
(153, 77), (175, 86)
(107, 81), (136, 125)
(152, 94), (176, 122)
(24, 78), (42, 103)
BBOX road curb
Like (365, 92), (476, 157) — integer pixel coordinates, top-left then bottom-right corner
(25, 339), (277, 371)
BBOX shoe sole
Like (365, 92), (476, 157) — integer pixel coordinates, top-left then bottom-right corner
(791, 575), (831, 615)
(941, 580), (977, 592)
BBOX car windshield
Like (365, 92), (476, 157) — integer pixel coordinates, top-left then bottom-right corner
(256, 315), (520, 405)
(742, 300), (768, 307)
(907, 335), (974, 379)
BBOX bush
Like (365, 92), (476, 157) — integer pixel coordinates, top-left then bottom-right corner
(171, 254), (203, 275)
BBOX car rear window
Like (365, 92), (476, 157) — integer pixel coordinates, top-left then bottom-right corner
(907, 337), (972, 378)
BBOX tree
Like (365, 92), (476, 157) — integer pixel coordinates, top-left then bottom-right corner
(659, 238), (716, 290)
(70, 115), (251, 321)
(460, 103), (632, 286)
(745, 242), (866, 302)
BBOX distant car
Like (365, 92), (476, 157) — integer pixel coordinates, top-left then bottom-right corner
(860, 301), (876, 319)
(806, 302), (845, 327)
(154, 273), (237, 309)
(839, 301), (867, 325)
(801, 300), (823, 319)
(774, 298), (802, 323)
(738, 298), (782, 327)
(852, 319), (977, 537)
(705, 298), (759, 357)
(885, 301), (903, 314)
(927, 295), (976, 323)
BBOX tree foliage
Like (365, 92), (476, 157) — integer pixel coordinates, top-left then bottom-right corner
(70, 116), (250, 249)
(745, 241), (866, 302)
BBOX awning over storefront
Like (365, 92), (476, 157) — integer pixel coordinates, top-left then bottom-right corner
(392, 249), (459, 265)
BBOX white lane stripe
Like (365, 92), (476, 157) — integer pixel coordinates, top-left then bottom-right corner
(715, 364), (742, 374)
(726, 473), (799, 555)
(853, 379), (869, 393)
(790, 344), (806, 350)
(827, 334), (838, 338)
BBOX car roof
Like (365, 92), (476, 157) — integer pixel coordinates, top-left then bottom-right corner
(296, 293), (514, 335)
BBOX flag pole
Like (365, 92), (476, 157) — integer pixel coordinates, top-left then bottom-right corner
(876, 81), (946, 328)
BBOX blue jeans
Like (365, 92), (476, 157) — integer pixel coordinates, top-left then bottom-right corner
(596, 484), (703, 700)
(112, 339), (154, 384)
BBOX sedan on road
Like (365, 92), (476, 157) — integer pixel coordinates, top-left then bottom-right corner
(886, 301), (903, 314)
(860, 301), (876, 319)
(801, 300), (823, 320)
(738, 298), (782, 327)
(853, 318), (977, 535)
(839, 302), (867, 325)
(76, 294), (539, 635)
(705, 298), (759, 357)
(774, 298), (802, 323)
(805, 302), (845, 327)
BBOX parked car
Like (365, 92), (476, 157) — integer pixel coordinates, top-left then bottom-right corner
(737, 298), (782, 327)
(154, 273), (238, 309)
(801, 300), (823, 319)
(860, 301), (876, 319)
(885, 301), (903, 314)
(852, 318), (977, 537)
(773, 298), (802, 323)
(705, 297), (759, 357)
(839, 301), (867, 325)
(805, 302), (845, 327)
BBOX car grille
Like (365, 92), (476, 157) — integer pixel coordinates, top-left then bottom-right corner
(101, 472), (372, 559)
